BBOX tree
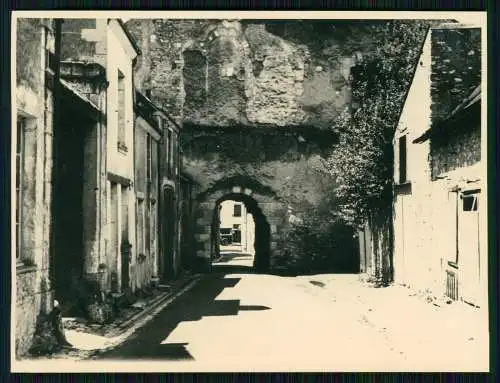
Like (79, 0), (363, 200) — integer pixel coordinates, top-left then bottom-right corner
(321, 20), (431, 228)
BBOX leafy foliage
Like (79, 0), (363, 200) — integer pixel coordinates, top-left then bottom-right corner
(320, 20), (431, 227)
(284, 206), (359, 273)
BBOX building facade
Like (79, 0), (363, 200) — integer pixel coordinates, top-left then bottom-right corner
(180, 171), (199, 272)
(392, 24), (486, 308)
(14, 17), (197, 357)
(154, 111), (183, 282)
(218, 200), (255, 254)
(14, 17), (61, 358)
(56, 18), (140, 299)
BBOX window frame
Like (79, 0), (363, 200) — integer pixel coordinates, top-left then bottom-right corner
(461, 194), (478, 212)
(16, 116), (26, 264)
(233, 203), (242, 217)
(146, 134), (152, 184)
(398, 135), (408, 184)
(167, 128), (173, 178)
(117, 69), (127, 152)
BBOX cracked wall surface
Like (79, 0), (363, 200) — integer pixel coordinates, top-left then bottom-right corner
(125, 19), (382, 271)
(126, 19), (378, 129)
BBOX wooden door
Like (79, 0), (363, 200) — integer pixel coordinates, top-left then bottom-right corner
(458, 192), (481, 306)
(161, 187), (176, 281)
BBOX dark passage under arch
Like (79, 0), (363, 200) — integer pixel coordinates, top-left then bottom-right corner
(211, 193), (271, 273)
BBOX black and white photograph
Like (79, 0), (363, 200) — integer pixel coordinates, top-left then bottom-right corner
(11, 10), (488, 372)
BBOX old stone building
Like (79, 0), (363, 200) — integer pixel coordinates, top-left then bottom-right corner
(133, 90), (162, 290)
(125, 19), (380, 273)
(392, 23), (486, 307)
(54, 18), (140, 304)
(15, 17), (195, 356)
(218, 200), (256, 255)
(133, 89), (193, 286)
(14, 17), (61, 358)
(180, 171), (199, 272)
(139, 101), (183, 282)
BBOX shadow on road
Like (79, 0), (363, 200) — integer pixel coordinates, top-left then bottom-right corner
(92, 266), (270, 361)
(213, 252), (255, 264)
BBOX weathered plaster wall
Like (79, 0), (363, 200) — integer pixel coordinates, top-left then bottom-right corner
(133, 115), (161, 290)
(126, 19), (375, 129)
(15, 18), (57, 358)
(60, 19), (107, 66)
(125, 19), (372, 272)
(393, 26), (485, 306)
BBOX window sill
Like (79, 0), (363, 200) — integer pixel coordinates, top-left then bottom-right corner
(16, 262), (37, 275)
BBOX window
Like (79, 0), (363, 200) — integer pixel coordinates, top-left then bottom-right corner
(462, 194), (478, 212)
(167, 129), (173, 178)
(174, 132), (179, 176)
(16, 117), (25, 262)
(137, 198), (145, 255)
(399, 135), (407, 184)
(146, 135), (152, 184)
(117, 70), (126, 151)
(233, 204), (242, 217)
(233, 224), (240, 229)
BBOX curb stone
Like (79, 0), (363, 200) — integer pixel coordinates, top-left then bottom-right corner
(77, 274), (202, 358)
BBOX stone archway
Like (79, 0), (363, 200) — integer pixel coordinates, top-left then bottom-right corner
(193, 184), (287, 273)
(211, 193), (271, 272)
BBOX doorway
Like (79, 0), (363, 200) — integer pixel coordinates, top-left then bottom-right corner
(121, 187), (131, 291)
(51, 109), (90, 313)
(458, 191), (481, 306)
(160, 186), (176, 282)
(211, 194), (270, 272)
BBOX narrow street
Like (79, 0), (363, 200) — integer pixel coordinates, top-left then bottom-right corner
(87, 253), (488, 372)
(13, 16), (488, 373)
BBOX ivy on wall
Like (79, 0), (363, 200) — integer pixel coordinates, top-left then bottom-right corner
(319, 20), (432, 227)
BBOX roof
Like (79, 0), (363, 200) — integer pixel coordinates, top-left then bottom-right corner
(117, 19), (142, 56)
(413, 85), (481, 143)
(134, 90), (182, 132)
(134, 90), (182, 131)
(59, 79), (103, 121)
(107, 19), (141, 59)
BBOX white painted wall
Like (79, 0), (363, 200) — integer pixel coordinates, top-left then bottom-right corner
(219, 200), (255, 254)
(103, 20), (138, 292)
(393, 28), (486, 310)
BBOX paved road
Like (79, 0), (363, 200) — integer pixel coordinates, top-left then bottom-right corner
(90, 252), (489, 372)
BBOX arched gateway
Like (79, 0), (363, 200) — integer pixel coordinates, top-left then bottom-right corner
(193, 182), (287, 273)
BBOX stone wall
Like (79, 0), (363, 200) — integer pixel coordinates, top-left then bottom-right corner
(126, 19), (388, 129)
(430, 26), (481, 127)
(431, 119), (481, 179)
(60, 19), (107, 66)
(15, 18), (58, 358)
(124, 19), (384, 272)
(193, 185), (287, 271)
